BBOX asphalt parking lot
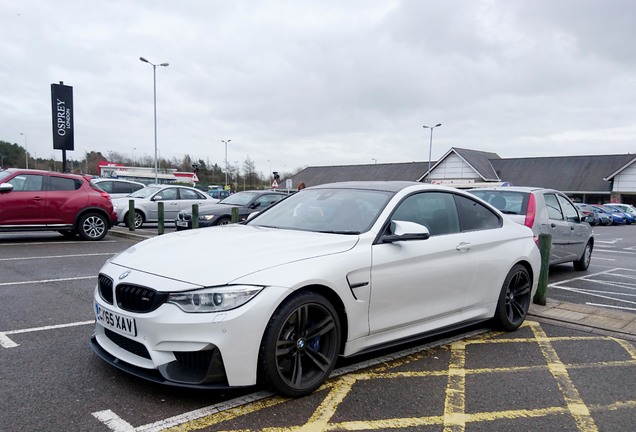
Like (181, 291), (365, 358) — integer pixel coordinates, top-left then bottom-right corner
(1, 225), (634, 431)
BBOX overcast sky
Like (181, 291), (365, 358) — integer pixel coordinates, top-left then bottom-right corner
(2, 0), (635, 176)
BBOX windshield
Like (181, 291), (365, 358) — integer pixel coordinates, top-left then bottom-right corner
(219, 192), (259, 206)
(247, 188), (393, 234)
(470, 190), (529, 215)
(0, 170), (13, 182)
(129, 186), (161, 199)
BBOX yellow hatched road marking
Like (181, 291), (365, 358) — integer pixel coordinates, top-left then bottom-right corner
(529, 322), (599, 432)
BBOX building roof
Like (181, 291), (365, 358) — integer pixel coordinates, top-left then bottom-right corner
(420, 147), (501, 182)
(491, 154), (635, 192)
(287, 149), (634, 194)
(290, 162), (430, 188)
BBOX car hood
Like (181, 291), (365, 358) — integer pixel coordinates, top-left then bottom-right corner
(110, 224), (359, 286)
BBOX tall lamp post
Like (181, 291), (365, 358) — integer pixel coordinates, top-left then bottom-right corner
(423, 123), (442, 182)
(20, 132), (28, 169)
(222, 139), (231, 187)
(139, 57), (169, 184)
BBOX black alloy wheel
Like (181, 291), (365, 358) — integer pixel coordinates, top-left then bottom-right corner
(493, 264), (531, 331)
(259, 292), (341, 397)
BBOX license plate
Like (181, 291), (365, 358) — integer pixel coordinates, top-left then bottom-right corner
(176, 220), (189, 227)
(95, 303), (137, 337)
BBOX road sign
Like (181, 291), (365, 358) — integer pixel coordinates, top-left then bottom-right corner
(272, 180), (279, 188)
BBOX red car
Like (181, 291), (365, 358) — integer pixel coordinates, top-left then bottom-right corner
(0, 168), (117, 241)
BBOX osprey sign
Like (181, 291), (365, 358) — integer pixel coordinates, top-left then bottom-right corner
(51, 83), (74, 151)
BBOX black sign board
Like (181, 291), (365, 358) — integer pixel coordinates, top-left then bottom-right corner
(51, 83), (74, 151)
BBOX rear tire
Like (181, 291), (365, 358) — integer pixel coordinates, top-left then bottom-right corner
(124, 210), (144, 229)
(573, 241), (592, 271)
(259, 292), (341, 397)
(493, 264), (531, 331)
(78, 213), (108, 241)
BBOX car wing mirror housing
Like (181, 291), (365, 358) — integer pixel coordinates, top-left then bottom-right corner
(0, 183), (14, 193)
(382, 220), (430, 243)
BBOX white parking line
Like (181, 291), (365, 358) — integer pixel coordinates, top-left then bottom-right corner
(0, 275), (96, 287)
(1, 320), (94, 348)
(0, 252), (114, 262)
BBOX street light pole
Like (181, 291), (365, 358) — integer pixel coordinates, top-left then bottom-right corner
(222, 139), (231, 187)
(20, 133), (28, 169)
(423, 123), (442, 182)
(140, 57), (169, 184)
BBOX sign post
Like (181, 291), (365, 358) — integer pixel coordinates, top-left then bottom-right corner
(51, 82), (74, 172)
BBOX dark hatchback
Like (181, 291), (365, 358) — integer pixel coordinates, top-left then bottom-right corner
(175, 190), (288, 230)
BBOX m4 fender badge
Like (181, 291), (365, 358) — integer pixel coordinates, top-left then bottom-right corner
(119, 270), (131, 280)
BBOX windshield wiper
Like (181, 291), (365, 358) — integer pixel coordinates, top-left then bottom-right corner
(316, 230), (360, 235)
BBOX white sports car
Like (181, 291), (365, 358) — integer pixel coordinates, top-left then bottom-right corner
(90, 181), (540, 397)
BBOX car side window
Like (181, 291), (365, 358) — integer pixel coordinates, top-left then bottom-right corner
(454, 194), (501, 231)
(544, 193), (564, 220)
(256, 194), (283, 208)
(156, 188), (178, 200)
(556, 194), (579, 223)
(392, 192), (460, 236)
(50, 176), (81, 191)
(112, 182), (133, 194)
(8, 174), (45, 191)
(179, 188), (200, 200)
(97, 181), (113, 193)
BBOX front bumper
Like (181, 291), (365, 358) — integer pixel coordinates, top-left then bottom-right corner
(91, 276), (291, 388)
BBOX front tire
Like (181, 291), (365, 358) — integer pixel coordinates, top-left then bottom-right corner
(493, 264), (531, 331)
(259, 292), (341, 397)
(77, 213), (108, 241)
(573, 241), (592, 271)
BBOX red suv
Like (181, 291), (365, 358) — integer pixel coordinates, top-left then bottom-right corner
(0, 168), (118, 241)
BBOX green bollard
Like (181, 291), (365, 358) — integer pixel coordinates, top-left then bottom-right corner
(192, 204), (199, 229)
(231, 207), (239, 223)
(533, 233), (552, 306)
(128, 199), (135, 231)
(158, 202), (164, 235)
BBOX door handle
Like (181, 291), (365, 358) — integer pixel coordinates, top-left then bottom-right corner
(551, 223), (557, 228)
(456, 242), (471, 252)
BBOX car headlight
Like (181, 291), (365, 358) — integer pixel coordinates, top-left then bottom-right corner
(168, 285), (263, 313)
(200, 214), (215, 221)
(113, 203), (120, 209)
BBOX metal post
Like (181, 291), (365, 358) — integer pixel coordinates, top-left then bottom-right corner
(192, 204), (199, 229)
(157, 202), (164, 235)
(231, 207), (239, 223)
(20, 133), (28, 169)
(533, 233), (552, 305)
(128, 200), (135, 231)
(140, 57), (169, 185)
(222, 139), (231, 187)
(423, 123), (442, 182)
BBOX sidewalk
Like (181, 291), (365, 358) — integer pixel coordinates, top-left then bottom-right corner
(108, 225), (636, 340)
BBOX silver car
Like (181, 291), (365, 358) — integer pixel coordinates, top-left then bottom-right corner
(470, 187), (594, 271)
(112, 185), (210, 228)
(92, 178), (145, 199)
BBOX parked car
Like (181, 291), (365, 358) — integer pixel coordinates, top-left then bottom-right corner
(90, 181), (540, 397)
(175, 190), (287, 230)
(207, 189), (230, 202)
(470, 186), (594, 270)
(92, 178), (145, 199)
(111, 185), (210, 228)
(603, 204), (634, 224)
(0, 168), (117, 240)
(575, 203), (612, 226)
(589, 205), (627, 225)
(607, 203), (636, 217)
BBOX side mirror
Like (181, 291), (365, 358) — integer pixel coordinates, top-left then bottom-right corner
(381, 220), (430, 243)
(153, 195), (163, 201)
(0, 183), (14, 193)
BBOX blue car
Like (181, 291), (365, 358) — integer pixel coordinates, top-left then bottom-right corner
(605, 204), (634, 225)
(591, 205), (626, 225)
